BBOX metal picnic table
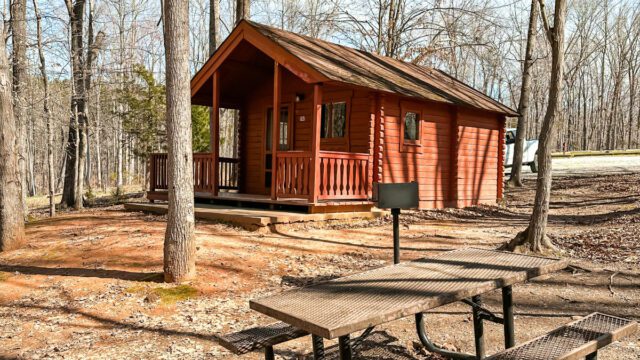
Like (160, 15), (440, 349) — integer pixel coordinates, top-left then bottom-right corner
(250, 248), (569, 359)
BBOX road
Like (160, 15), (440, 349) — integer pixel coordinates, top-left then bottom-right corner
(512, 154), (640, 177)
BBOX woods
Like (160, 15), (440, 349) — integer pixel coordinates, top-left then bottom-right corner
(0, 0), (635, 209)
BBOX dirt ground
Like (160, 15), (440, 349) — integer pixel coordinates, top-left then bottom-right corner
(1, 172), (639, 360)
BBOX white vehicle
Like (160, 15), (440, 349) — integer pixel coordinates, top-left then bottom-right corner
(504, 128), (539, 173)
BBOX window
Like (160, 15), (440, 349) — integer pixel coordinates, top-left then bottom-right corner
(400, 103), (422, 151)
(266, 107), (290, 151)
(321, 101), (347, 139)
(404, 111), (419, 141)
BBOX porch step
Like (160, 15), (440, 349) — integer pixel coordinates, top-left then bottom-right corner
(125, 202), (385, 230)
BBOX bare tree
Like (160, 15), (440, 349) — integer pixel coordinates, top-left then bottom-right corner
(10, 0), (28, 216)
(508, 0), (538, 188)
(61, 0), (87, 209)
(236, 0), (250, 24)
(0, 24), (25, 251)
(504, 0), (567, 253)
(163, 0), (196, 283)
(33, 0), (55, 217)
(210, 0), (220, 53)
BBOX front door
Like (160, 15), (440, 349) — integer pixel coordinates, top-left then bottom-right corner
(264, 105), (291, 194)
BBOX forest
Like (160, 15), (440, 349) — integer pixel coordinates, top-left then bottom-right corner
(2, 0), (638, 206)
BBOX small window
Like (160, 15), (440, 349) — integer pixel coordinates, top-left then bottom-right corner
(321, 101), (347, 138)
(404, 111), (419, 141)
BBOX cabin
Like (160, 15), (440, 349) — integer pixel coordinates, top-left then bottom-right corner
(147, 20), (518, 213)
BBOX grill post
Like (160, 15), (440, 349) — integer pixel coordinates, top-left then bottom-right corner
(472, 295), (485, 359)
(502, 285), (515, 348)
(392, 208), (400, 264)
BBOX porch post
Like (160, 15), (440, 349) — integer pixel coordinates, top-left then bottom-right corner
(309, 83), (322, 204)
(211, 70), (220, 196)
(270, 62), (281, 200)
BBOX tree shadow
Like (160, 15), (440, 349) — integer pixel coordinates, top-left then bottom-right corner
(0, 264), (163, 282)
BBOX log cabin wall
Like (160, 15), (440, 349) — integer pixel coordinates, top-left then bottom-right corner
(381, 95), (502, 209)
(381, 95), (452, 208)
(455, 108), (501, 207)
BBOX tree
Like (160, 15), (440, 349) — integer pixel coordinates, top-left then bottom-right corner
(210, 0), (220, 53)
(236, 0), (250, 24)
(10, 0), (28, 216)
(163, 0), (196, 283)
(504, 0), (567, 253)
(33, 0), (55, 217)
(61, 0), (87, 209)
(508, 0), (538, 188)
(0, 23), (26, 251)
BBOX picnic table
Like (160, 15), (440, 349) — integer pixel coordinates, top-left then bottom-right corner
(250, 248), (569, 359)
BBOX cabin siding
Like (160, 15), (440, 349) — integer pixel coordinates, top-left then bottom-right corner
(381, 95), (452, 209)
(456, 108), (501, 207)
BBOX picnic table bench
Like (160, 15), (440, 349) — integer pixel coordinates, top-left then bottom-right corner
(231, 248), (636, 359)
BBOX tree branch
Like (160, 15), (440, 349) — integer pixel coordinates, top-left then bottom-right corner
(537, 0), (553, 44)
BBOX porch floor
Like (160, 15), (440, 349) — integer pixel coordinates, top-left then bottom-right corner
(147, 190), (375, 214)
(124, 202), (385, 230)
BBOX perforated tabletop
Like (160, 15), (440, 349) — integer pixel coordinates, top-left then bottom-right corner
(250, 248), (568, 339)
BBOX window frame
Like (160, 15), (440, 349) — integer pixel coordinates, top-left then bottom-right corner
(400, 102), (423, 150)
(320, 91), (352, 147)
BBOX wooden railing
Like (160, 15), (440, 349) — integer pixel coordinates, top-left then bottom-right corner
(193, 153), (215, 193)
(275, 151), (312, 198)
(318, 151), (370, 200)
(219, 157), (239, 190)
(150, 153), (169, 191)
(149, 153), (239, 193)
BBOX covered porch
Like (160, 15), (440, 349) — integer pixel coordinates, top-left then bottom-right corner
(147, 23), (375, 213)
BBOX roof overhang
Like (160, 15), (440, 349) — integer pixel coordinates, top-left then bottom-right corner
(190, 20), (329, 102)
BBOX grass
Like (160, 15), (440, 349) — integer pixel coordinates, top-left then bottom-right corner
(126, 284), (199, 305)
(152, 285), (199, 304)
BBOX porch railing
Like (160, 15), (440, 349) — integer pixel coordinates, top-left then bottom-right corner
(318, 151), (370, 200)
(149, 153), (239, 193)
(275, 151), (312, 198)
(219, 157), (239, 190)
(275, 150), (371, 200)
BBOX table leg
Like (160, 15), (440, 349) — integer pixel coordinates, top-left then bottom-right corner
(339, 334), (352, 360)
(264, 345), (274, 360)
(415, 313), (475, 360)
(312, 334), (325, 360)
(472, 295), (485, 359)
(502, 286), (515, 349)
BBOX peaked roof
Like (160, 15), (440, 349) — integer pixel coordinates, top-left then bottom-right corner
(192, 20), (518, 117)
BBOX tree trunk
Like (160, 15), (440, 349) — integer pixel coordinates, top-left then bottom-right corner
(209, 0), (219, 54)
(10, 0), (28, 218)
(62, 0), (87, 209)
(504, 0), (567, 254)
(508, 0), (538, 187)
(0, 24), (26, 251)
(163, 0), (196, 283)
(33, 0), (54, 216)
(235, 0), (250, 24)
